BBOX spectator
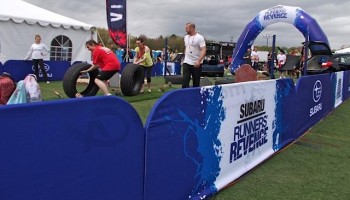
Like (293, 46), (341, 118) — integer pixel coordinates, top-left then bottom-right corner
(24, 35), (50, 83)
(122, 47), (134, 62)
(182, 22), (206, 88)
(250, 47), (259, 70)
(277, 50), (287, 78)
(243, 48), (251, 66)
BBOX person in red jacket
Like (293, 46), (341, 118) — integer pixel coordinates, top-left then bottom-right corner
(77, 39), (121, 97)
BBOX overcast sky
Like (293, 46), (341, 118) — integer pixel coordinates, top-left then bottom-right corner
(24, 0), (350, 49)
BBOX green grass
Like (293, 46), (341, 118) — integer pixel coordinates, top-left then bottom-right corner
(211, 100), (350, 200)
(39, 75), (232, 123)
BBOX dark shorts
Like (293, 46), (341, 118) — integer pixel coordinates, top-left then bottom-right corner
(96, 70), (119, 81)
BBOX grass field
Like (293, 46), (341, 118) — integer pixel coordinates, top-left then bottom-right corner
(39, 75), (232, 123)
(38, 75), (350, 199)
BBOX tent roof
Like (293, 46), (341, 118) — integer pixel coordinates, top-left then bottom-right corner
(0, 0), (95, 30)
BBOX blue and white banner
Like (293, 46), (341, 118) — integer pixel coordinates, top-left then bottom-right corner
(106, 0), (127, 48)
(144, 79), (295, 199)
(332, 71), (344, 108)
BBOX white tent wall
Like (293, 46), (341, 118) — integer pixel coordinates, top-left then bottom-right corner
(0, 0), (97, 64)
(0, 20), (96, 63)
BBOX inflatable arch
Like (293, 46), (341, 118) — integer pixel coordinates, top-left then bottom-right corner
(231, 5), (329, 72)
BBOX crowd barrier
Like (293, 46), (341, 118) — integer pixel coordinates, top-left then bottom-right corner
(0, 71), (349, 200)
(1, 60), (71, 82)
(0, 60), (181, 82)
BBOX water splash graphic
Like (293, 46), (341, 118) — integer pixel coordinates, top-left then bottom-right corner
(165, 86), (226, 199)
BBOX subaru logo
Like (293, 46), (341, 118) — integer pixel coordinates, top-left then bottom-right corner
(313, 80), (322, 103)
(31, 63), (50, 72)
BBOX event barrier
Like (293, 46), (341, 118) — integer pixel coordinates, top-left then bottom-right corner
(294, 74), (334, 138)
(2, 60), (71, 82)
(121, 62), (181, 77)
(0, 71), (349, 200)
(0, 97), (145, 200)
(1, 60), (181, 82)
(343, 70), (350, 100)
(144, 79), (296, 199)
(332, 71), (344, 108)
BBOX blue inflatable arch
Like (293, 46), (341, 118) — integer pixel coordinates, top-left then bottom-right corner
(231, 5), (329, 72)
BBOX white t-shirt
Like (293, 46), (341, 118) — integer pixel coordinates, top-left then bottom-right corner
(277, 54), (286, 65)
(184, 33), (206, 65)
(25, 43), (49, 60)
(250, 51), (259, 64)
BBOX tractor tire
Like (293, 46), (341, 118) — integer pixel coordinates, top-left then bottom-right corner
(215, 78), (234, 85)
(164, 75), (183, 84)
(120, 64), (144, 96)
(63, 62), (99, 98)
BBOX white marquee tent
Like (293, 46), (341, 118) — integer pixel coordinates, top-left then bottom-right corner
(0, 0), (97, 63)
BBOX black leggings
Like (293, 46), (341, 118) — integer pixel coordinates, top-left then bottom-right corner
(142, 66), (152, 83)
(32, 59), (48, 82)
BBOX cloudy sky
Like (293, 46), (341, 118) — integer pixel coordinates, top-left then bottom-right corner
(24, 0), (350, 49)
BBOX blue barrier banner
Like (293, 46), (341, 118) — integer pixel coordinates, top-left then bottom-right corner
(2, 60), (71, 82)
(0, 62), (3, 74)
(144, 79), (295, 199)
(120, 62), (181, 77)
(294, 74), (334, 138)
(343, 70), (350, 100)
(0, 97), (145, 200)
(332, 71), (344, 108)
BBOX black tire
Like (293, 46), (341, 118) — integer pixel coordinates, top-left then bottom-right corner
(215, 78), (234, 85)
(164, 75), (183, 84)
(120, 64), (144, 96)
(63, 62), (99, 98)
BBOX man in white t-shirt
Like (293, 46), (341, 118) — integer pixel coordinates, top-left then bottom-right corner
(182, 22), (206, 88)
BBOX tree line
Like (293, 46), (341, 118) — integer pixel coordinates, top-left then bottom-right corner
(97, 27), (304, 54)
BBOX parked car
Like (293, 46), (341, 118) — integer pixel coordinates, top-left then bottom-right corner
(201, 43), (225, 77)
(305, 41), (334, 75)
(321, 53), (350, 72)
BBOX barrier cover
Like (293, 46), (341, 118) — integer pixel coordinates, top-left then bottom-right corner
(0, 96), (145, 200)
(144, 79), (295, 199)
(332, 71), (344, 108)
(343, 70), (350, 100)
(2, 60), (71, 81)
(294, 74), (334, 138)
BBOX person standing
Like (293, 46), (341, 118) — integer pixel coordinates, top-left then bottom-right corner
(182, 22), (206, 88)
(133, 37), (154, 93)
(243, 48), (252, 66)
(277, 50), (287, 78)
(250, 47), (259, 70)
(78, 39), (121, 97)
(24, 35), (50, 83)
